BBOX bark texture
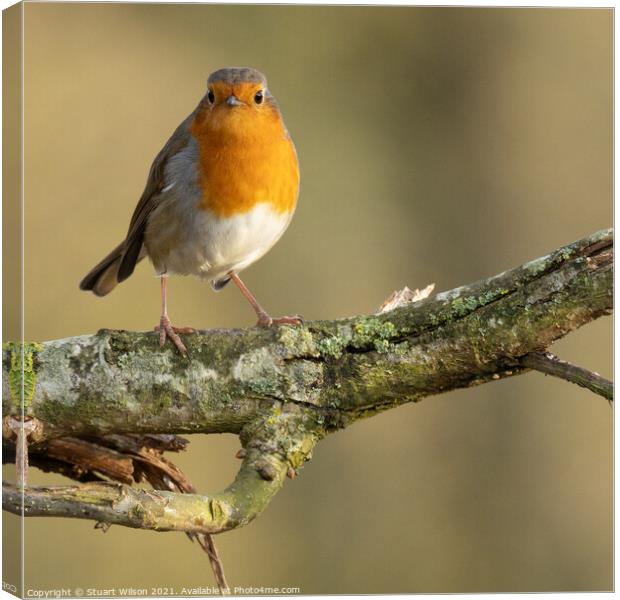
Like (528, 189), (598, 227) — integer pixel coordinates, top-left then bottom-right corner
(2, 228), (613, 534)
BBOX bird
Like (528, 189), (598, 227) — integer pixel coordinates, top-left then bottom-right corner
(80, 67), (301, 355)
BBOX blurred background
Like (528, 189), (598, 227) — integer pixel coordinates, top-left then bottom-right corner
(3, 4), (612, 594)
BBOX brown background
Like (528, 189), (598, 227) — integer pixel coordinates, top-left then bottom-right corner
(4, 4), (612, 594)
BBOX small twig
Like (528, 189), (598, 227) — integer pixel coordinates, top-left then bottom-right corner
(14, 421), (29, 487)
(1, 229), (612, 541)
(520, 352), (613, 403)
(3, 433), (230, 593)
(194, 534), (229, 594)
(7, 417), (39, 486)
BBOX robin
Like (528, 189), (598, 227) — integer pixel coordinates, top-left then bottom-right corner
(80, 67), (301, 355)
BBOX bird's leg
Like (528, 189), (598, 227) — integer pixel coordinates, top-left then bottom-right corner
(154, 274), (194, 355)
(229, 272), (303, 327)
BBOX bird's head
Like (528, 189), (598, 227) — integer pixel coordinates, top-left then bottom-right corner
(195, 67), (284, 138)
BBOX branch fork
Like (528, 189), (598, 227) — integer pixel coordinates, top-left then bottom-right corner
(2, 228), (613, 537)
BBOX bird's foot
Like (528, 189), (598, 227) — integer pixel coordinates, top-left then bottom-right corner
(256, 313), (304, 328)
(154, 316), (194, 356)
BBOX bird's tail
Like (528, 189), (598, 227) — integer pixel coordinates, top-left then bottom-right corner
(80, 242), (128, 297)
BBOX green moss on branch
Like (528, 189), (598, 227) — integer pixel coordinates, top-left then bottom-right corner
(2, 229), (612, 536)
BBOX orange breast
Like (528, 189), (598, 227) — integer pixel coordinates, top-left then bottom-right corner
(190, 105), (299, 218)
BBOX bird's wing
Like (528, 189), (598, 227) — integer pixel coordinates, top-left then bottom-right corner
(118, 111), (197, 282)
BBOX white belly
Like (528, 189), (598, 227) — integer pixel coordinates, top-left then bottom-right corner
(146, 199), (292, 283)
(143, 136), (294, 284)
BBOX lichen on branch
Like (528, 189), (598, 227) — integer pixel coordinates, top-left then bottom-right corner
(2, 228), (613, 534)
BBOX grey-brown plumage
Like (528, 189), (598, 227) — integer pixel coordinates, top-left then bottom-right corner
(80, 66), (302, 356)
(79, 68), (271, 297)
(207, 67), (266, 86)
(79, 114), (194, 296)
(78, 241), (127, 297)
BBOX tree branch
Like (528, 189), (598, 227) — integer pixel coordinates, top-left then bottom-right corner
(4, 415), (319, 534)
(520, 352), (613, 402)
(2, 228), (613, 534)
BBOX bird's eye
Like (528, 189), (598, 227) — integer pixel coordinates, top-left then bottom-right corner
(254, 90), (264, 105)
(207, 89), (215, 104)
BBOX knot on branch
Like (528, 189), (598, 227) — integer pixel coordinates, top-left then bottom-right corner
(2, 406), (322, 535)
(239, 403), (324, 481)
(2, 228), (612, 537)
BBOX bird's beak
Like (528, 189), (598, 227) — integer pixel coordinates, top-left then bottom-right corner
(226, 95), (243, 107)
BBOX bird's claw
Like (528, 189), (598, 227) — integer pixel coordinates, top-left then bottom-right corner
(154, 317), (194, 356)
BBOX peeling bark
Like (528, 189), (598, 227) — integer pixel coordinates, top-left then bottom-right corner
(2, 228), (613, 534)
